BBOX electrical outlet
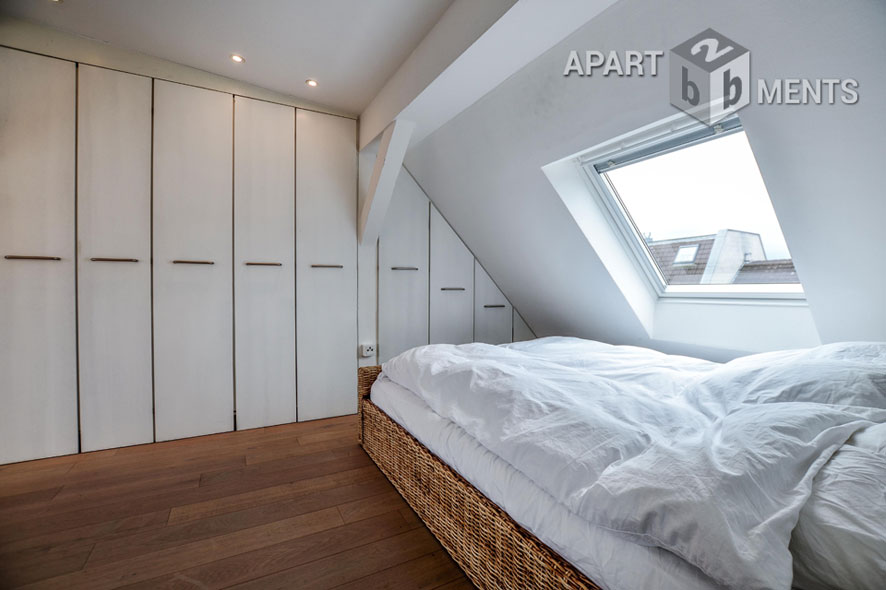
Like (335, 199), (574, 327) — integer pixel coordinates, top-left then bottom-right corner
(359, 343), (376, 358)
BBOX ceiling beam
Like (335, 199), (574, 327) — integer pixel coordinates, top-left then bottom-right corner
(359, 0), (516, 149)
(358, 119), (415, 244)
(360, 0), (619, 150)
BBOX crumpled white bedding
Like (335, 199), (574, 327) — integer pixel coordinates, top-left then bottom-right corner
(372, 374), (728, 590)
(789, 421), (886, 590)
(381, 337), (886, 590)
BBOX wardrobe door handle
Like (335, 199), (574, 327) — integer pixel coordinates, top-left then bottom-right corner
(90, 257), (139, 263)
(172, 260), (214, 265)
(311, 264), (343, 269)
(4, 255), (62, 261)
(245, 262), (282, 266)
(441, 287), (465, 291)
(484, 304), (506, 308)
(391, 266), (419, 271)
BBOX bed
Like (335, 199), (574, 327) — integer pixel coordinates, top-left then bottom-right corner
(359, 366), (599, 590)
(358, 337), (886, 590)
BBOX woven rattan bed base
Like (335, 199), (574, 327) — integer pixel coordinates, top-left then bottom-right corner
(358, 365), (600, 590)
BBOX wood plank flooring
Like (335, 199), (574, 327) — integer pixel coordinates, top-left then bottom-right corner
(0, 416), (475, 589)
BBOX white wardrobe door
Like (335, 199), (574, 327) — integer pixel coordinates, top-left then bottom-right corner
(429, 206), (474, 345)
(474, 261), (513, 345)
(513, 310), (536, 342)
(234, 96), (296, 430)
(378, 170), (429, 363)
(295, 109), (357, 421)
(77, 66), (154, 452)
(0, 49), (78, 464)
(153, 80), (233, 441)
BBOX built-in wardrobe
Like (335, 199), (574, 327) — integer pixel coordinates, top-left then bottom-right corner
(378, 168), (535, 363)
(78, 64), (154, 452)
(0, 48), (79, 464)
(0, 47), (357, 464)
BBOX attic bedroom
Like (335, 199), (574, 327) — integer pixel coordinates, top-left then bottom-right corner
(0, 1), (883, 589)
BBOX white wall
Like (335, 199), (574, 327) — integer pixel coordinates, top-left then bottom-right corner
(406, 0), (886, 359)
(654, 299), (821, 354)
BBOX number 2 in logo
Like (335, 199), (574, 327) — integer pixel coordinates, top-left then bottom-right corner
(691, 38), (734, 62)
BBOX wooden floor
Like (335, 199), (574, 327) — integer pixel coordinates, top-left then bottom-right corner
(0, 416), (475, 590)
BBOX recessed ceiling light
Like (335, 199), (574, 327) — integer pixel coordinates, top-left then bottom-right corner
(305, 79), (318, 87)
(231, 54), (245, 64)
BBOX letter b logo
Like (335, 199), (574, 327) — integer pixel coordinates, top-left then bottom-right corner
(670, 29), (750, 125)
(682, 67), (699, 106)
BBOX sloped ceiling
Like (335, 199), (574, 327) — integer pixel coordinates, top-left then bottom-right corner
(405, 0), (886, 358)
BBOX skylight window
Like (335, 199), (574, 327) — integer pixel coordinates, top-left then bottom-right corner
(583, 117), (802, 296)
(673, 245), (699, 265)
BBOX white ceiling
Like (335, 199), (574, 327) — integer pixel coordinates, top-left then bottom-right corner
(0, 0), (454, 115)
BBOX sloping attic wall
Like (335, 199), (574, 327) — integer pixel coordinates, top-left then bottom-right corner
(405, 0), (886, 360)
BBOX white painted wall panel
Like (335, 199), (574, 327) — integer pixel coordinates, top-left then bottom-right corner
(357, 241), (378, 367)
(0, 48), (78, 463)
(296, 110), (357, 421)
(357, 138), (380, 368)
(474, 261), (512, 345)
(153, 80), (233, 441)
(429, 206), (474, 345)
(654, 300), (820, 354)
(234, 96), (296, 430)
(77, 65), (154, 451)
(378, 171), (429, 363)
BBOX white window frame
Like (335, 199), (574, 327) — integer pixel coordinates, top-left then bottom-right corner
(578, 113), (805, 301)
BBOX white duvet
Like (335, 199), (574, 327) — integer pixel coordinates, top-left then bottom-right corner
(382, 337), (886, 590)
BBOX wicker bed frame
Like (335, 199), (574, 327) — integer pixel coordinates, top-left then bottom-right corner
(358, 365), (600, 590)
